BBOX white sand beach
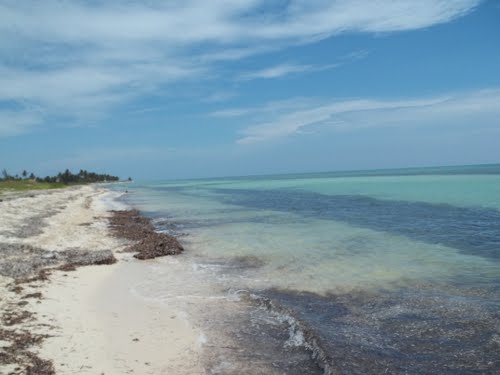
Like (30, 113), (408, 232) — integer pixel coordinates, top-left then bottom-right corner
(0, 186), (205, 374)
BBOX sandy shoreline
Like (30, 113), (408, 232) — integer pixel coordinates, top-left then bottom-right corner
(0, 186), (205, 374)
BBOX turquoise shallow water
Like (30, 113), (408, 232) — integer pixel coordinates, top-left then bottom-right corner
(124, 166), (500, 293)
(117, 165), (500, 373)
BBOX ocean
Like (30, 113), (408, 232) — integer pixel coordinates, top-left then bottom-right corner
(115, 165), (500, 374)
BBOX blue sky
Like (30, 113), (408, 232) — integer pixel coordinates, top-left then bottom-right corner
(1, 0), (499, 179)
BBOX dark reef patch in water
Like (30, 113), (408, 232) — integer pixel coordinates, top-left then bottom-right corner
(253, 285), (500, 374)
(148, 208), (302, 233)
(229, 255), (266, 269)
(191, 255), (267, 275)
(198, 290), (323, 375)
(214, 189), (500, 260)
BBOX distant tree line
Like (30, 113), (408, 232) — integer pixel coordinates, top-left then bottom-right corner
(1, 168), (122, 184)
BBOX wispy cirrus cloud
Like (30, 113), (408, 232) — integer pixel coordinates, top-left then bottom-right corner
(238, 63), (339, 81)
(236, 49), (369, 81)
(210, 97), (323, 118)
(0, 1), (481, 46)
(202, 90), (239, 103)
(0, 0), (482, 137)
(235, 89), (500, 144)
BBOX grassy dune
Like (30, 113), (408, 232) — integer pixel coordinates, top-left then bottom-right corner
(0, 180), (66, 192)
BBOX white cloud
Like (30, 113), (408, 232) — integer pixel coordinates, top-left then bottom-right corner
(238, 63), (338, 80)
(237, 50), (368, 81)
(0, 0), (481, 137)
(236, 89), (500, 143)
(210, 97), (323, 118)
(0, 1), (480, 45)
(203, 90), (238, 103)
(211, 108), (255, 118)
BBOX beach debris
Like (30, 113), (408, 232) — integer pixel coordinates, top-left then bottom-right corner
(2, 310), (33, 326)
(25, 354), (55, 375)
(0, 189), (119, 375)
(109, 210), (184, 260)
(0, 243), (116, 279)
(108, 209), (152, 241)
(0, 328), (54, 375)
(0, 193), (181, 375)
(1, 208), (60, 239)
(59, 249), (116, 267)
(10, 285), (23, 294)
(0, 244), (60, 279)
(21, 292), (42, 300)
(41, 252), (57, 260)
(129, 233), (184, 260)
(15, 269), (50, 284)
(56, 263), (77, 272)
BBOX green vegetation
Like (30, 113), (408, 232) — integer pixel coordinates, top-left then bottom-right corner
(36, 169), (119, 184)
(0, 179), (65, 192)
(0, 168), (121, 193)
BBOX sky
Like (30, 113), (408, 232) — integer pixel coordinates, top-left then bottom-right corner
(1, 0), (499, 180)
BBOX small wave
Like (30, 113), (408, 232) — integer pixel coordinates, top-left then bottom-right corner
(151, 217), (189, 237)
(245, 292), (335, 375)
(98, 191), (129, 211)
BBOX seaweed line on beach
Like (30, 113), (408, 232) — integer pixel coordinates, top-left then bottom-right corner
(0, 273), (56, 374)
(108, 209), (184, 259)
(0, 327), (54, 375)
(0, 243), (116, 280)
(0, 246), (118, 374)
